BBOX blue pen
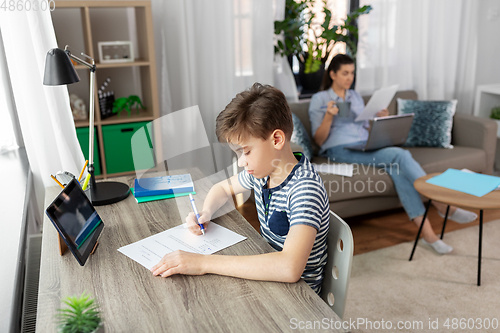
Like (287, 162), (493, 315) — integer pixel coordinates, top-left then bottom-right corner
(189, 193), (205, 235)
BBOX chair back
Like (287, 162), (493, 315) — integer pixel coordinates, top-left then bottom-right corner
(320, 210), (354, 319)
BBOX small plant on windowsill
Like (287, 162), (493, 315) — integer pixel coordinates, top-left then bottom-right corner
(56, 292), (103, 333)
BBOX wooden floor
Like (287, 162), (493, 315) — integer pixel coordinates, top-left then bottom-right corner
(236, 200), (500, 256)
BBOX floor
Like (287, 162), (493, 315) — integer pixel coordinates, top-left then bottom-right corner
(236, 199), (500, 256)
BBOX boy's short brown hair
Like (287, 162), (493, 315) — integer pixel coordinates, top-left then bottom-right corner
(216, 83), (293, 143)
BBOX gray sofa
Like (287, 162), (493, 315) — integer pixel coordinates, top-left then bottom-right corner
(289, 91), (498, 218)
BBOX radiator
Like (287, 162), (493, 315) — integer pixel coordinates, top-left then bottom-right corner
(21, 233), (42, 333)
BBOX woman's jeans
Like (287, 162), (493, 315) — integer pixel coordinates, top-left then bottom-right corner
(323, 142), (426, 220)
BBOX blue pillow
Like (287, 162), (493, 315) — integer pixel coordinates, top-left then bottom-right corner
(397, 99), (457, 148)
(291, 113), (313, 160)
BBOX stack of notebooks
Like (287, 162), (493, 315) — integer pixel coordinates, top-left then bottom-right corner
(131, 174), (195, 203)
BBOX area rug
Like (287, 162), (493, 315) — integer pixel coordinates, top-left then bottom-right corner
(343, 220), (500, 333)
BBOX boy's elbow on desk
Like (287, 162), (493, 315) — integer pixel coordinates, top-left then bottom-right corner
(282, 269), (303, 284)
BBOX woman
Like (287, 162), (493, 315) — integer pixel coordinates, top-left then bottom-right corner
(308, 54), (477, 254)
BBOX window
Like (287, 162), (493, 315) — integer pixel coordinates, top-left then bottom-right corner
(0, 37), (18, 152)
(234, 0), (254, 77)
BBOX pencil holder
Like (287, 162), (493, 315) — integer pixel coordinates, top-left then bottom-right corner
(79, 178), (92, 201)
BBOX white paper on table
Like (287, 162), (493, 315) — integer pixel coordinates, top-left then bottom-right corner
(118, 223), (247, 270)
(355, 84), (399, 122)
(461, 168), (500, 190)
(312, 163), (354, 177)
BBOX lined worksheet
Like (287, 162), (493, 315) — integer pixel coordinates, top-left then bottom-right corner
(118, 223), (247, 270)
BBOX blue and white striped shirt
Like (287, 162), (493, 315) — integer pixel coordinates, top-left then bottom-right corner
(238, 152), (330, 293)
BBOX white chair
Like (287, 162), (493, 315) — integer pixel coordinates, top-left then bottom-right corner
(320, 210), (354, 319)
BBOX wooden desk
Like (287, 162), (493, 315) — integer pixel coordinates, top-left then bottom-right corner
(36, 170), (341, 332)
(410, 173), (500, 286)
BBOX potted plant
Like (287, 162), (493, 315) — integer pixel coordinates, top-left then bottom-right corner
(56, 292), (103, 333)
(275, 1), (371, 93)
(490, 106), (500, 137)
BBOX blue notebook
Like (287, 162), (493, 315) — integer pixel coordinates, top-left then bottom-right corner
(426, 169), (500, 197)
(134, 174), (194, 198)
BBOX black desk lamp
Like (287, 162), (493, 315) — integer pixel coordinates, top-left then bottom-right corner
(43, 45), (130, 206)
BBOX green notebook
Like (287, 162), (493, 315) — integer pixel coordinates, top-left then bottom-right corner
(131, 188), (196, 203)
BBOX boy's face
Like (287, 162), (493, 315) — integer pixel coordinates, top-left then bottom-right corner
(230, 134), (278, 179)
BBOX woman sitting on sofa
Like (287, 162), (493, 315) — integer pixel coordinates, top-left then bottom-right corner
(308, 54), (477, 254)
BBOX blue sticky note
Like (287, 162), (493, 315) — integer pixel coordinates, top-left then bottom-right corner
(426, 169), (500, 197)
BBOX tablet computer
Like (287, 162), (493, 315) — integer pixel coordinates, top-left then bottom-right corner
(45, 178), (104, 266)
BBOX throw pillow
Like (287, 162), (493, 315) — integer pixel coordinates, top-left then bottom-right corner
(291, 113), (313, 160)
(397, 98), (457, 148)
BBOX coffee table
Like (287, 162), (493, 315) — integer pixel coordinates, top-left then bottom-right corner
(409, 172), (500, 286)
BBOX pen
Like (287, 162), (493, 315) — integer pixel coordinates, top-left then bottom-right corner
(82, 173), (91, 190)
(50, 174), (65, 189)
(188, 193), (205, 235)
(78, 160), (89, 182)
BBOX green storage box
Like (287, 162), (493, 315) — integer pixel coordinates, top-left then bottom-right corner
(76, 127), (101, 175)
(102, 121), (155, 174)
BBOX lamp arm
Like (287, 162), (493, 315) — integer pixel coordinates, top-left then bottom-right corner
(64, 46), (97, 193)
(66, 52), (95, 70)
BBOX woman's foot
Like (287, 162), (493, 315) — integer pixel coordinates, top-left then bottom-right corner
(438, 208), (477, 224)
(422, 239), (453, 254)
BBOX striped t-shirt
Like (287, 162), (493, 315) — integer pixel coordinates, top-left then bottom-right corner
(238, 152), (330, 293)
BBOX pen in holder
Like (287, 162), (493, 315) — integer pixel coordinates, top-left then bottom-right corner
(81, 174), (92, 201)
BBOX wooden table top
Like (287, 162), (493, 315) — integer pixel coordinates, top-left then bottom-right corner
(36, 169), (341, 332)
(414, 173), (500, 210)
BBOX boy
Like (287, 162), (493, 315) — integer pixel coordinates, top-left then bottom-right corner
(151, 83), (330, 293)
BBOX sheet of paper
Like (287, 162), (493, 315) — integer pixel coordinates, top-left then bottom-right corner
(426, 168), (500, 197)
(312, 163), (354, 177)
(118, 223), (247, 270)
(461, 169), (500, 190)
(355, 84), (399, 122)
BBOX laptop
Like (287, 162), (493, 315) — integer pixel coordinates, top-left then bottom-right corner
(345, 114), (414, 152)
(45, 178), (104, 266)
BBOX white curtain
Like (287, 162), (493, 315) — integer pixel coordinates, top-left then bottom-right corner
(0, 11), (84, 220)
(273, 0), (299, 103)
(355, 0), (479, 115)
(150, 0), (274, 174)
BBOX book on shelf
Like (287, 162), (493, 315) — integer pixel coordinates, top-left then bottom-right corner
(134, 174), (194, 198)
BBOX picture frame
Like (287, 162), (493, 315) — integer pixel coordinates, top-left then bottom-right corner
(97, 41), (134, 63)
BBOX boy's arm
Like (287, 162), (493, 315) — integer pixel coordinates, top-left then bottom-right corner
(186, 173), (250, 235)
(202, 173), (249, 217)
(151, 224), (317, 283)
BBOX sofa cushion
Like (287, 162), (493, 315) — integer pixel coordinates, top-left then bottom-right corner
(288, 100), (320, 155)
(397, 99), (457, 148)
(405, 146), (487, 174)
(291, 113), (313, 160)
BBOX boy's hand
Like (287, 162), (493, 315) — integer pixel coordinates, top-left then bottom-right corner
(185, 210), (211, 235)
(151, 250), (206, 277)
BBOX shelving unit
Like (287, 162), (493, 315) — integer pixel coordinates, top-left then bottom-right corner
(51, 1), (161, 179)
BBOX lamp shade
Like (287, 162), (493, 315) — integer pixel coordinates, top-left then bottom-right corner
(43, 48), (80, 85)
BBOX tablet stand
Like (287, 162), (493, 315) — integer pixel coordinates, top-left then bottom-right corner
(58, 234), (99, 256)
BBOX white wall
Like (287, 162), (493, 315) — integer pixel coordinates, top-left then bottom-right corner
(476, 0), (500, 86)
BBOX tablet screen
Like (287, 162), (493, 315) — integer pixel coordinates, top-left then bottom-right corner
(46, 178), (104, 265)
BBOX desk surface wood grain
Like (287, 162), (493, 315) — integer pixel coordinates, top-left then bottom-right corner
(37, 169), (341, 332)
